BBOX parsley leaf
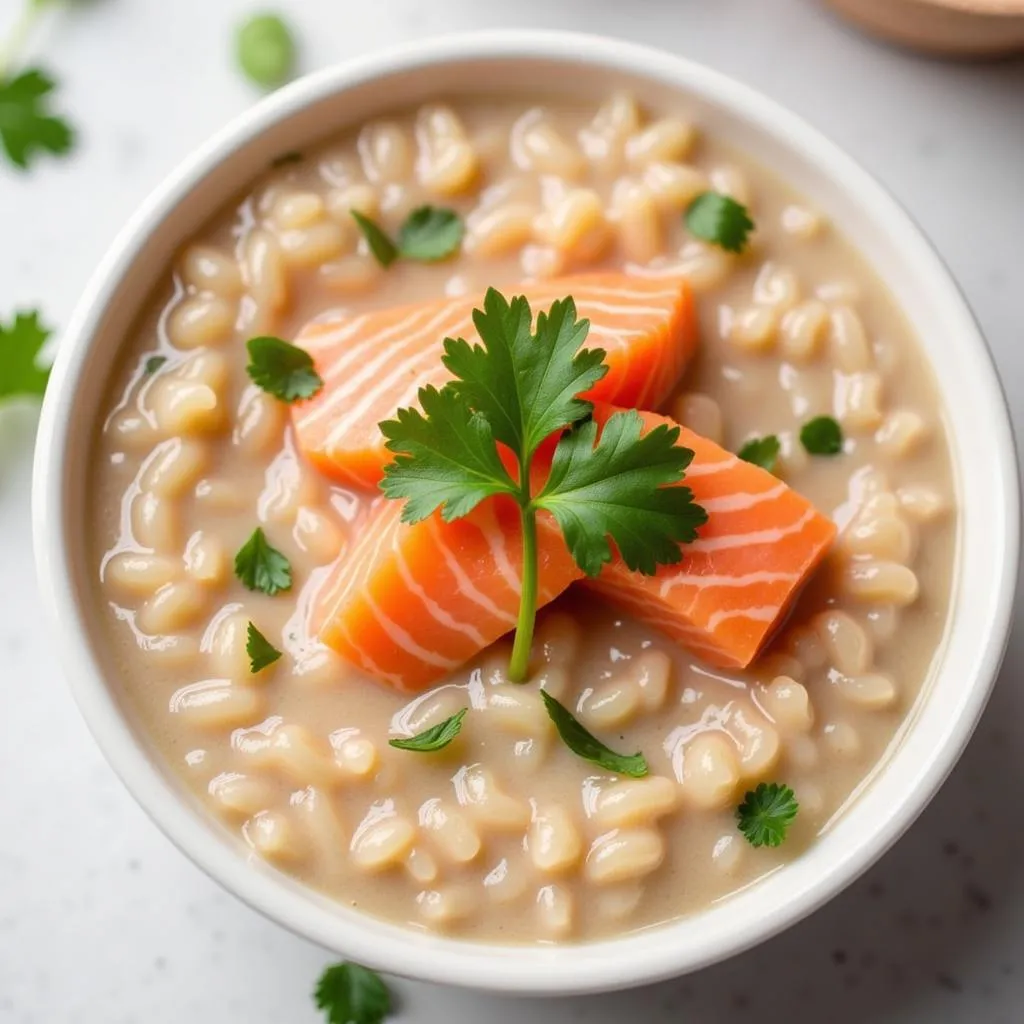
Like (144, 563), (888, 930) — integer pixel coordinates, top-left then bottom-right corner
(800, 415), (843, 455)
(351, 210), (398, 267)
(234, 528), (292, 596)
(443, 288), (607, 458)
(0, 68), (74, 170)
(541, 690), (648, 777)
(389, 708), (467, 752)
(684, 191), (754, 253)
(737, 434), (780, 472)
(143, 355), (167, 376)
(398, 205), (464, 261)
(536, 410), (708, 577)
(246, 336), (323, 402)
(246, 621), (282, 673)
(736, 782), (799, 848)
(351, 207), (465, 267)
(380, 385), (517, 523)
(314, 962), (391, 1024)
(0, 310), (51, 401)
(379, 290), (706, 682)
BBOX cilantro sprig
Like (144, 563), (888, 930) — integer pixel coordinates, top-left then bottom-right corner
(541, 690), (648, 776)
(379, 288), (707, 682)
(389, 708), (467, 752)
(234, 528), (292, 596)
(736, 782), (799, 848)
(800, 415), (843, 455)
(246, 336), (323, 402)
(0, 309), (51, 402)
(0, 68), (73, 170)
(738, 434), (780, 472)
(246, 621), (282, 673)
(685, 191), (754, 253)
(0, 1), (77, 172)
(314, 962), (391, 1024)
(352, 205), (463, 267)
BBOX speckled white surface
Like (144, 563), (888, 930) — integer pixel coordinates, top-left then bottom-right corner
(1, 0), (1022, 1021)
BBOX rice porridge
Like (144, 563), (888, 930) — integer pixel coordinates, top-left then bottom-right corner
(88, 92), (955, 942)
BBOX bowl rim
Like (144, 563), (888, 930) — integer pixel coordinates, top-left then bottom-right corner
(32, 29), (1020, 995)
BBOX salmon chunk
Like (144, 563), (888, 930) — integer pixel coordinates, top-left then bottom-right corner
(583, 405), (837, 669)
(312, 402), (835, 689)
(292, 272), (696, 490)
(310, 497), (582, 692)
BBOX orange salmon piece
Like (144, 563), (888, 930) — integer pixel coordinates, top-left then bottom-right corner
(310, 497), (582, 692)
(583, 405), (837, 669)
(292, 272), (696, 490)
(311, 404), (834, 690)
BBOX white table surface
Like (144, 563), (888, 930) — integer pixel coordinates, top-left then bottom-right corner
(2, 1), (1022, 1021)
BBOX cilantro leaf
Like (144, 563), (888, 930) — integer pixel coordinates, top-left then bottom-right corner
(0, 310), (52, 401)
(314, 962), (391, 1024)
(246, 622), (282, 673)
(800, 415), (843, 455)
(389, 708), (467, 752)
(143, 354), (167, 376)
(351, 211), (398, 267)
(443, 288), (607, 458)
(536, 410), (708, 577)
(246, 336), (323, 402)
(0, 68), (74, 171)
(541, 690), (648, 777)
(685, 191), (754, 253)
(398, 205), (464, 262)
(738, 434), (780, 472)
(380, 384), (517, 524)
(234, 528), (292, 595)
(379, 290), (708, 683)
(736, 782), (799, 848)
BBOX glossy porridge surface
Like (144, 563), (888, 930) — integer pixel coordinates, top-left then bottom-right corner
(89, 92), (955, 942)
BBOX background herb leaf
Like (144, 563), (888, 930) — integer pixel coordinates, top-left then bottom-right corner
(389, 708), (467, 752)
(314, 962), (391, 1024)
(236, 13), (296, 88)
(0, 310), (51, 401)
(0, 68), (73, 170)
(800, 415), (843, 455)
(351, 211), (398, 267)
(398, 205), (464, 262)
(736, 782), (799, 848)
(738, 434), (780, 472)
(234, 528), (292, 596)
(246, 336), (323, 402)
(541, 690), (648, 777)
(684, 191), (754, 253)
(246, 622), (282, 673)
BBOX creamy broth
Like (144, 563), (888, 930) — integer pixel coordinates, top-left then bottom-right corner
(88, 93), (955, 942)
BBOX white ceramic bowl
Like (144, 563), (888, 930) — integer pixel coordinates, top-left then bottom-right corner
(32, 30), (1019, 996)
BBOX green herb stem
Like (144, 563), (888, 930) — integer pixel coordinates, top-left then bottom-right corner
(0, 2), (43, 79)
(508, 457), (538, 683)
